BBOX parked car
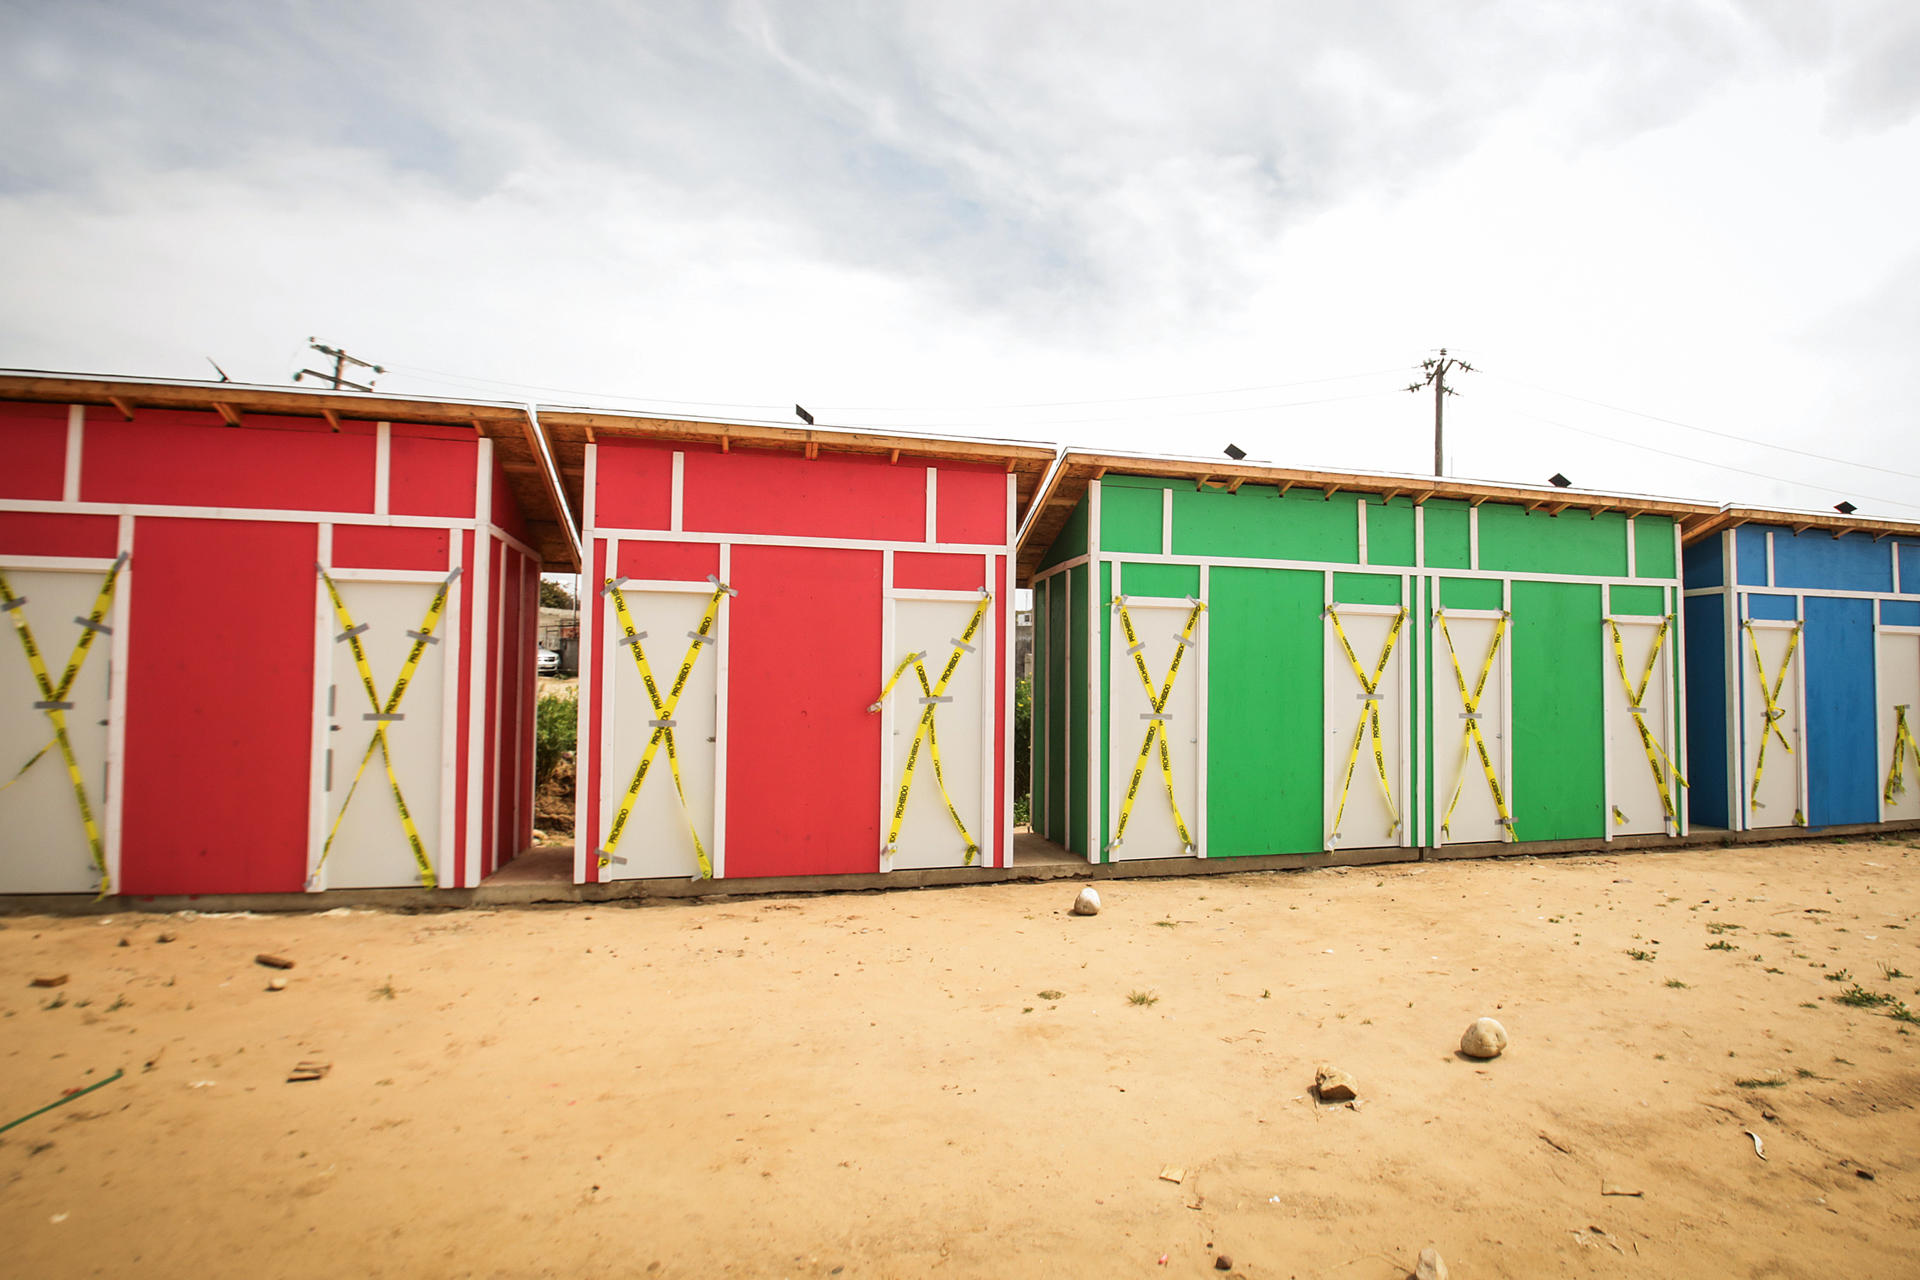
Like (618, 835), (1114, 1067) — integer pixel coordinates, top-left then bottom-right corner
(537, 647), (560, 675)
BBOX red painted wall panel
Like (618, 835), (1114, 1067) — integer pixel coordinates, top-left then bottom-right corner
(724, 545), (882, 876)
(491, 455), (531, 543)
(388, 430), (476, 520)
(683, 449), (926, 542)
(892, 551), (988, 592)
(613, 539), (719, 583)
(0, 402), (69, 499)
(81, 409), (377, 512)
(0, 511), (120, 559)
(593, 441), (674, 531)
(120, 518), (315, 894)
(933, 462), (1009, 546)
(331, 525), (451, 571)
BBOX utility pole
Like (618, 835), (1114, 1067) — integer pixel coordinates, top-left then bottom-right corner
(293, 338), (385, 392)
(1408, 348), (1473, 477)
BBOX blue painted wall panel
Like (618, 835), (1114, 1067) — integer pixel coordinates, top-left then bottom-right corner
(1683, 536), (1724, 589)
(1746, 593), (1799, 621)
(1683, 594), (1729, 828)
(1900, 542), (1920, 596)
(1773, 528), (1894, 594)
(1803, 595), (1878, 828)
(1735, 526), (1770, 586)
(1883, 599), (1920, 628)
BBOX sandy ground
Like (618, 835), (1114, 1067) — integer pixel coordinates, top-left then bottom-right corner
(3, 840), (1919, 1279)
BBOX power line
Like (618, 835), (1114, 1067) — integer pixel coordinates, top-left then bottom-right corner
(829, 385), (1408, 430)
(294, 338), (385, 392)
(1513, 409), (1920, 515)
(1479, 367), (1920, 485)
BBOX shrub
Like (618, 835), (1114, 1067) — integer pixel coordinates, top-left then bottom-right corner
(535, 691), (578, 788)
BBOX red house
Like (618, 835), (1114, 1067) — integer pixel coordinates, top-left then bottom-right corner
(0, 372), (576, 897)
(534, 409), (1054, 883)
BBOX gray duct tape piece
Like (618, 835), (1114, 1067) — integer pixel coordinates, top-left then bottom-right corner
(1, 597), (26, 611)
(620, 631), (648, 647)
(1127, 641), (1145, 655)
(919, 695), (953, 705)
(648, 718), (676, 728)
(1140, 712), (1170, 721)
(949, 639), (975, 652)
(34, 700), (75, 711)
(1172, 634), (1192, 647)
(1358, 692), (1381, 700)
(73, 616), (113, 635)
(707, 575), (737, 596)
(442, 565), (463, 585)
(405, 630), (441, 644)
(337, 624), (370, 641)
(686, 631), (715, 645)
(603, 853), (628, 866)
(600, 576), (631, 596)
(1460, 712), (1478, 721)
(363, 712), (404, 722)
(1628, 705), (1646, 715)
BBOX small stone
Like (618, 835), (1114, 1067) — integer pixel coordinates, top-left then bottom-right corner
(266, 978), (287, 992)
(155, 932), (176, 944)
(1314, 1064), (1357, 1102)
(1214, 1255), (1232, 1271)
(1415, 1246), (1449, 1280)
(29, 974), (69, 988)
(1461, 1016), (1508, 1059)
(1158, 1165), (1185, 1184)
(1071, 887), (1101, 917)
(118, 938), (130, 948)
(255, 954), (295, 970)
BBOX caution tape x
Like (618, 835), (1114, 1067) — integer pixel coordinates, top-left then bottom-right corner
(1605, 617), (1687, 827)
(1744, 621), (1803, 824)
(1326, 605), (1404, 846)
(872, 592), (993, 867)
(1106, 595), (1204, 856)
(1437, 610), (1515, 842)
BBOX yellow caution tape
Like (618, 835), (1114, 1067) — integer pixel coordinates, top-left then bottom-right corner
(1885, 704), (1920, 805)
(872, 593), (994, 866)
(0, 554), (128, 898)
(1606, 617), (1688, 826)
(1326, 605), (1405, 846)
(1436, 610), (1515, 842)
(315, 566), (459, 889)
(600, 580), (732, 878)
(1106, 596), (1206, 856)
(1744, 621), (1801, 816)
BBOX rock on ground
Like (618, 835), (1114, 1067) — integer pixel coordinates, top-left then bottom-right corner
(1314, 1064), (1358, 1102)
(1461, 1016), (1509, 1059)
(1071, 887), (1101, 916)
(1415, 1246), (1449, 1280)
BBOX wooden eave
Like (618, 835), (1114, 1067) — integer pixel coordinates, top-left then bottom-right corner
(1682, 506), (1920, 547)
(532, 409), (1058, 538)
(0, 373), (579, 570)
(1016, 451), (1723, 585)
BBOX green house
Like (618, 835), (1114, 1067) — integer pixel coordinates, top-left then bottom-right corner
(1018, 452), (1720, 865)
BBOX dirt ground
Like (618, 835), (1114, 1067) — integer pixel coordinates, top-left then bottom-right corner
(3, 839), (1918, 1279)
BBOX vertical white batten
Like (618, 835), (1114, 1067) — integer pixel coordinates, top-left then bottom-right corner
(1600, 582), (1614, 841)
(64, 405), (84, 503)
(438, 529), (464, 890)
(879, 547), (895, 868)
(712, 541), (731, 878)
(1161, 487), (1174, 557)
(373, 421), (391, 517)
(307, 523), (334, 891)
(104, 512), (133, 891)
(1501, 575), (1514, 842)
(925, 468), (938, 544)
(1794, 592), (1810, 823)
(1356, 498), (1369, 565)
(670, 451), (685, 532)
(1398, 572), (1411, 848)
(980, 550), (996, 868)
(464, 438), (493, 889)
(1087, 479), (1102, 859)
(1625, 516), (1637, 577)
(1894, 541), (1904, 595)
(1194, 562), (1209, 857)
(1672, 521), (1688, 836)
(574, 445), (597, 883)
(510, 550), (526, 861)
(595, 535), (620, 880)
(1003, 472), (1016, 868)
(1766, 530), (1776, 587)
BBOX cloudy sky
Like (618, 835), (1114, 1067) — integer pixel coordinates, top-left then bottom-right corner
(3, 1), (1918, 518)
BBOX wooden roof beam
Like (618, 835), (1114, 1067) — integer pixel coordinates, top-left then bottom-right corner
(1277, 480), (1295, 496)
(1226, 477), (1245, 494)
(1194, 474), (1212, 492)
(321, 407), (341, 433)
(106, 395), (135, 421)
(1546, 501), (1573, 516)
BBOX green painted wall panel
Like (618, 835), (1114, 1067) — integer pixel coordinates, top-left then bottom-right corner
(1332, 572), (1403, 605)
(1422, 500), (1472, 569)
(1366, 497), (1417, 567)
(1633, 517), (1677, 579)
(1046, 573), (1068, 844)
(1170, 485), (1359, 563)
(1032, 574), (1048, 837)
(1069, 564), (1089, 854)
(1511, 580), (1605, 840)
(1040, 499), (1089, 570)
(1440, 577), (1503, 610)
(1478, 505), (1629, 577)
(1206, 567), (1324, 855)
(1101, 486), (1163, 555)
(1119, 561), (1200, 599)
(1610, 584), (1667, 616)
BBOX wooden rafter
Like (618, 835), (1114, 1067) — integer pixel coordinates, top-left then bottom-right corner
(106, 395), (135, 421)
(321, 407), (341, 433)
(1227, 477), (1245, 494)
(211, 402), (241, 427)
(889, 448), (900, 464)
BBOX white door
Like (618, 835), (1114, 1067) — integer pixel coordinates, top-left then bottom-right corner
(1879, 629), (1920, 824)
(1605, 616), (1681, 836)
(1107, 596), (1203, 861)
(1433, 610), (1512, 845)
(1325, 605), (1408, 850)
(320, 579), (447, 888)
(1740, 619), (1804, 829)
(883, 594), (991, 870)
(0, 568), (116, 894)
(600, 586), (721, 880)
